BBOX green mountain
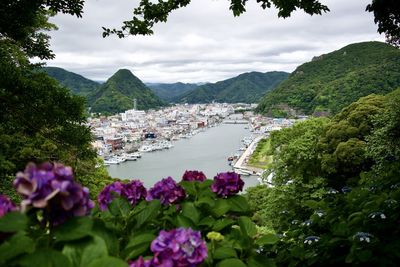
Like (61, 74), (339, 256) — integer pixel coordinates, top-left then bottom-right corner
(256, 41), (400, 116)
(176, 71), (289, 103)
(147, 82), (198, 102)
(89, 69), (164, 114)
(43, 67), (100, 97)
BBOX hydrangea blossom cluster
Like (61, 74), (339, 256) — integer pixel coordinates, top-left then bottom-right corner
(146, 177), (186, 205)
(368, 211), (386, 219)
(13, 162), (94, 225)
(0, 195), (17, 217)
(98, 180), (147, 211)
(129, 256), (153, 267)
(353, 232), (374, 243)
(211, 172), (244, 197)
(304, 236), (320, 245)
(181, 170), (207, 182)
(151, 227), (208, 266)
(302, 219), (313, 227)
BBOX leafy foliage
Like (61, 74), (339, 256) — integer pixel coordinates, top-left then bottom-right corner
(0, 44), (96, 198)
(177, 71), (289, 104)
(89, 69), (165, 114)
(366, 0), (400, 47)
(256, 42), (400, 115)
(103, 0), (329, 37)
(0, 0), (84, 60)
(247, 90), (400, 266)
(1, 170), (279, 267)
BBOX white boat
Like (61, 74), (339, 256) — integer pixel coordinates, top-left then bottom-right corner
(131, 152), (142, 158)
(104, 158), (120, 165)
(122, 153), (138, 161)
(113, 155), (127, 163)
(138, 145), (153, 152)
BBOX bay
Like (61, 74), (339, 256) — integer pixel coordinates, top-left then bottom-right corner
(107, 124), (260, 189)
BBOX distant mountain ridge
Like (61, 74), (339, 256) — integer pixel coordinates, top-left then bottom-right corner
(256, 41), (400, 116)
(176, 71), (289, 104)
(43, 67), (100, 96)
(44, 67), (164, 114)
(147, 82), (199, 102)
(89, 69), (165, 114)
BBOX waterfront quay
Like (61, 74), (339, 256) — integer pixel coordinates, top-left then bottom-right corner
(87, 103), (307, 174)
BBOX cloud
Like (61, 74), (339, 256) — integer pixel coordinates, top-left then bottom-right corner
(43, 0), (385, 83)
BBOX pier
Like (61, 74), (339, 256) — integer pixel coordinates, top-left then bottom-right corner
(233, 136), (264, 175)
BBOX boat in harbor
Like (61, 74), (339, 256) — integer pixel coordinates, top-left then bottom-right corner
(138, 145), (154, 152)
(104, 157), (120, 165)
(131, 152), (142, 158)
(113, 155), (127, 163)
(122, 153), (138, 161)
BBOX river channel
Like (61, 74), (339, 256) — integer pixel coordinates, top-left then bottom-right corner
(107, 124), (260, 190)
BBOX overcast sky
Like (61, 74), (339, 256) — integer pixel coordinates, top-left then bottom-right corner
(44, 0), (384, 83)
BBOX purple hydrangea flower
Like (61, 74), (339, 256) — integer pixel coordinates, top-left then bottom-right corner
(129, 256), (153, 267)
(13, 162), (94, 225)
(0, 195), (17, 217)
(146, 177), (186, 205)
(98, 180), (147, 211)
(211, 172), (244, 197)
(181, 170), (206, 182)
(123, 180), (147, 207)
(98, 181), (125, 211)
(151, 228), (208, 266)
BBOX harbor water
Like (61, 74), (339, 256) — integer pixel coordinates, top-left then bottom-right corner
(107, 124), (260, 189)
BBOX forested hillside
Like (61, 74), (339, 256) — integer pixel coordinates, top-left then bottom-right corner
(43, 67), (100, 97)
(89, 69), (165, 114)
(147, 82), (198, 102)
(247, 88), (400, 266)
(256, 42), (400, 116)
(177, 71), (289, 103)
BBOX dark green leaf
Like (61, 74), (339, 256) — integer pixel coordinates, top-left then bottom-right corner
(357, 250), (373, 262)
(109, 197), (132, 218)
(195, 196), (215, 207)
(62, 235), (108, 267)
(227, 195), (249, 213)
(0, 212), (28, 232)
(304, 200), (320, 209)
(182, 202), (200, 224)
(256, 233), (279, 245)
(135, 200), (161, 228)
(176, 214), (195, 228)
(198, 216), (215, 227)
(123, 233), (154, 260)
(87, 256), (128, 267)
(217, 258), (247, 267)
(125, 233), (156, 249)
(0, 232), (34, 264)
(214, 247), (237, 259)
(238, 216), (257, 237)
(18, 249), (72, 267)
(198, 179), (214, 190)
(248, 255), (276, 267)
(212, 199), (231, 217)
(213, 218), (234, 231)
(54, 216), (93, 242)
(92, 219), (119, 256)
(180, 181), (197, 195)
